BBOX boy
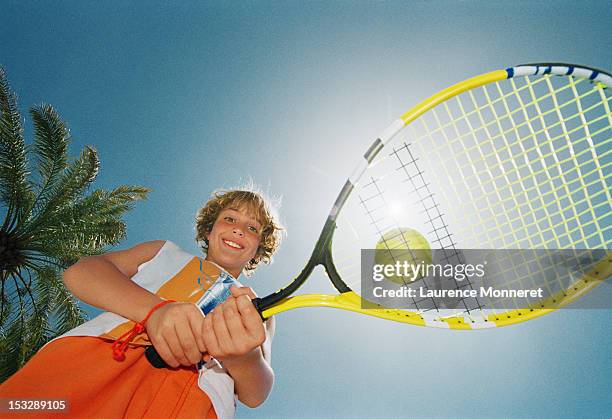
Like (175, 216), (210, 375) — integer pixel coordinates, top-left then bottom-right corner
(0, 189), (283, 418)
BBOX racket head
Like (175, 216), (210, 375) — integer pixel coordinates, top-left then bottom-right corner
(260, 64), (612, 328)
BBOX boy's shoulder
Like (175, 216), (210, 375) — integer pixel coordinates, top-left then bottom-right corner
(101, 240), (168, 278)
(130, 240), (167, 255)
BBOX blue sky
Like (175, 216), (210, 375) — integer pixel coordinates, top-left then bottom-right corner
(2, 1), (611, 417)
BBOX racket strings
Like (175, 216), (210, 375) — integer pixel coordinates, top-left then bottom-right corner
(352, 176), (441, 312)
(541, 77), (609, 247)
(474, 80), (572, 253)
(489, 80), (582, 249)
(413, 76), (610, 249)
(343, 142), (486, 314)
(332, 72), (610, 319)
(389, 143), (483, 313)
(461, 90), (529, 248)
(357, 175), (440, 312)
(406, 74), (610, 310)
(419, 76), (604, 154)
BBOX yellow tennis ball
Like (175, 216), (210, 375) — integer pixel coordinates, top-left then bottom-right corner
(374, 228), (432, 285)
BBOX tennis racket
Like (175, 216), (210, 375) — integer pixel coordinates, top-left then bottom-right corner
(251, 63), (611, 329)
(146, 63), (611, 368)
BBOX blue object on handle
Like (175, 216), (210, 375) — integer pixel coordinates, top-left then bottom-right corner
(197, 271), (240, 315)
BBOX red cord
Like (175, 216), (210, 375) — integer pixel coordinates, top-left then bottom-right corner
(112, 300), (176, 361)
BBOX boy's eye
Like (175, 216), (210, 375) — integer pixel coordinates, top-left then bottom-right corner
(248, 226), (259, 234)
(224, 216), (235, 223)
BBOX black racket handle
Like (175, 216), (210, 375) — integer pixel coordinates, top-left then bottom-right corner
(144, 298), (266, 368)
(145, 345), (167, 368)
(251, 297), (266, 320)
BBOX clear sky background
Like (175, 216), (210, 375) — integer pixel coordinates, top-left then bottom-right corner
(2, 1), (611, 418)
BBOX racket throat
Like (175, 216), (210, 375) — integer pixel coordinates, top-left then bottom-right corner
(253, 217), (349, 316)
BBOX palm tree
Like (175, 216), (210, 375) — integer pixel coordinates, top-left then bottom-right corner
(0, 67), (151, 381)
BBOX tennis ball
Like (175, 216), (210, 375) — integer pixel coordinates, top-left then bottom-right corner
(374, 227), (433, 285)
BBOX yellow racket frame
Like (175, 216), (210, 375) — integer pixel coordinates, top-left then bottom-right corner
(259, 67), (611, 329)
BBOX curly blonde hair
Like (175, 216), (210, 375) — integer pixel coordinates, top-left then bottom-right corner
(195, 189), (283, 275)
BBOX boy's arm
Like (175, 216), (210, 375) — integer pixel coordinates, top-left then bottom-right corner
(223, 316), (275, 408)
(202, 287), (275, 408)
(62, 240), (207, 367)
(62, 240), (167, 322)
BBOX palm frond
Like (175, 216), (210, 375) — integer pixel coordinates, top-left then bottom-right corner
(24, 185), (150, 263)
(0, 266), (88, 383)
(0, 320), (26, 382)
(0, 68), (33, 231)
(34, 218), (127, 260)
(0, 68), (23, 146)
(0, 272), (12, 325)
(22, 146), (99, 235)
(19, 268), (56, 356)
(51, 282), (87, 336)
(28, 105), (69, 218)
(1, 269), (37, 329)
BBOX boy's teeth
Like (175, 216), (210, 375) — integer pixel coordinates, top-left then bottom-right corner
(224, 240), (242, 249)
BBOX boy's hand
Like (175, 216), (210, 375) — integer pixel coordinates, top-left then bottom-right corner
(201, 286), (266, 362)
(145, 302), (207, 368)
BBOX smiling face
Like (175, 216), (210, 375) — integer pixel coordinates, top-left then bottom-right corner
(195, 189), (283, 276)
(205, 207), (262, 278)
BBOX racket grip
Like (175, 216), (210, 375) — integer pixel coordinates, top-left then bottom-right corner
(251, 297), (266, 320)
(145, 345), (167, 368)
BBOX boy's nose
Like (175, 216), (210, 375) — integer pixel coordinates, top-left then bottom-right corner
(232, 228), (244, 237)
